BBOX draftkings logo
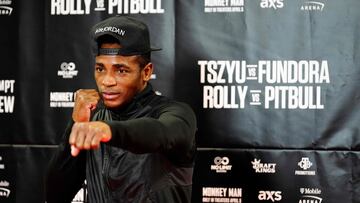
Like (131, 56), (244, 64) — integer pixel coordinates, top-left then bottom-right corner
(50, 0), (165, 15)
(210, 156), (232, 173)
(299, 187), (322, 203)
(204, 0), (244, 13)
(57, 62), (78, 79)
(251, 158), (276, 173)
(300, 1), (325, 11)
(295, 157), (316, 176)
(0, 180), (10, 198)
(0, 0), (13, 15)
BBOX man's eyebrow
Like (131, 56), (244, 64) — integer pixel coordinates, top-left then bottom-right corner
(95, 62), (104, 67)
(113, 63), (130, 69)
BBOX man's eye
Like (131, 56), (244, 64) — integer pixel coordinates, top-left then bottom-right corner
(95, 67), (104, 72)
(117, 69), (129, 74)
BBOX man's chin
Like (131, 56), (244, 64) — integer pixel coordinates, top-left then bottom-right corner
(103, 100), (123, 109)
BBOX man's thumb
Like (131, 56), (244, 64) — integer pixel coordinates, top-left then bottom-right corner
(71, 145), (81, 157)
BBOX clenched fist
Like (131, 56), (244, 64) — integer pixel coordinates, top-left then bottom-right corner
(70, 89), (111, 157)
(69, 121), (112, 157)
(72, 89), (100, 122)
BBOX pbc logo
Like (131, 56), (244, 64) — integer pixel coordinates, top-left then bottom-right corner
(298, 157), (312, 170)
(295, 157), (316, 175)
(210, 156), (232, 173)
(57, 62), (78, 79)
(260, 0), (284, 9)
(258, 191), (282, 202)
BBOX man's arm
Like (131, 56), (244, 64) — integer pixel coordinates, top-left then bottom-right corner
(105, 102), (197, 155)
(46, 89), (100, 202)
(45, 121), (86, 203)
(67, 91), (196, 159)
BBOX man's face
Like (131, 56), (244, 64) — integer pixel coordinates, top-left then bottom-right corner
(95, 43), (152, 108)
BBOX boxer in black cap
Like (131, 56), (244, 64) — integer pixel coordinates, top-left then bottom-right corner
(46, 16), (196, 203)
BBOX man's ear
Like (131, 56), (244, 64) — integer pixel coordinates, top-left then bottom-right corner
(142, 63), (153, 82)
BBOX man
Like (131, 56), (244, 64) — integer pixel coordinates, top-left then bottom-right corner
(46, 16), (197, 203)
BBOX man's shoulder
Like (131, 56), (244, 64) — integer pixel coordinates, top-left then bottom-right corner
(148, 96), (195, 119)
(148, 94), (192, 110)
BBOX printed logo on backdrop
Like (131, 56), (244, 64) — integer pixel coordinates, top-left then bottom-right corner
(300, 1), (325, 11)
(260, 0), (284, 9)
(211, 156), (232, 173)
(0, 0), (13, 15)
(50, 0), (165, 15)
(0, 156), (4, 170)
(149, 73), (161, 95)
(295, 157), (316, 176)
(251, 158), (276, 173)
(204, 0), (244, 13)
(58, 62), (78, 79)
(72, 181), (87, 203)
(50, 92), (75, 108)
(0, 180), (10, 198)
(202, 187), (242, 203)
(0, 156), (5, 170)
(258, 190), (282, 202)
(299, 187), (322, 203)
(0, 80), (15, 113)
(198, 60), (330, 110)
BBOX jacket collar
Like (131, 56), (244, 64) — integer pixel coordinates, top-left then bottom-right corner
(107, 83), (155, 118)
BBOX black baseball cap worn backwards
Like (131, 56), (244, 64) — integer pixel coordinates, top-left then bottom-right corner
(91, 16), (161, 56)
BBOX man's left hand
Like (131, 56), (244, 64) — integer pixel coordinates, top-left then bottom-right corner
(69, 121), (112, 157)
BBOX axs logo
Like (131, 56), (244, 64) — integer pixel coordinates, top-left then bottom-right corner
(258, 191), (282, 202)
(260, 0), (284, 9)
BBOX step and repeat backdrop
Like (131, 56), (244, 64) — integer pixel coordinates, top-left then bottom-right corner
(0, 0), (359, 202)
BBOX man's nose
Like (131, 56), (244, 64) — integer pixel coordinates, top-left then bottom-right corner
(102, 73), (116, 86)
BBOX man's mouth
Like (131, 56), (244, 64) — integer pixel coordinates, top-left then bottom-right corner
(101, 91), (121, 100)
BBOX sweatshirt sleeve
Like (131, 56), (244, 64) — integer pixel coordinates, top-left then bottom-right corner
(104, 101), (197, 155)
(45, 120), (86, 203)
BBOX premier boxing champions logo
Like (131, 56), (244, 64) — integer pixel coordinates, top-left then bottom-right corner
(50, 0), (165, 15)
(295, 157), (316, 176)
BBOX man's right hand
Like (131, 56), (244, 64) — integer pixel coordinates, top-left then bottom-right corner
(72, 89), (100, 122)
(71, 89), (100, 156)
